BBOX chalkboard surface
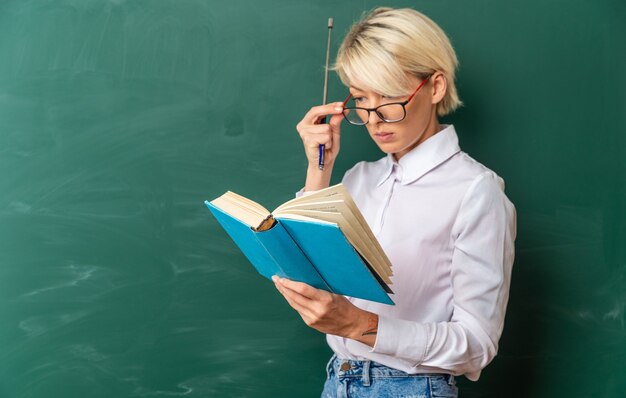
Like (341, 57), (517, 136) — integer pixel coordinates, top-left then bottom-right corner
(1, 1), (624, 397)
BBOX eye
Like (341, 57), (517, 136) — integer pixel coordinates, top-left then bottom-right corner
(353, 96), (366, 104)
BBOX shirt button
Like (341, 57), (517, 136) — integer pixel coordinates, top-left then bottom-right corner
(340, 362), (351, 371)
(393, 165), (403, 182)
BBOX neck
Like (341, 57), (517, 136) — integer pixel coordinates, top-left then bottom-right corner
(393, 109), (441, 161)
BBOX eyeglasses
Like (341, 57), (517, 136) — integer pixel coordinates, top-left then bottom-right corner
(342, 75), (432, 126)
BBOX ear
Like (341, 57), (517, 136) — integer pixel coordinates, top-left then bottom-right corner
(430, 71), (447, 106)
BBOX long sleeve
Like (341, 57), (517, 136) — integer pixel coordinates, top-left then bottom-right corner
(370, 171), (516, 380)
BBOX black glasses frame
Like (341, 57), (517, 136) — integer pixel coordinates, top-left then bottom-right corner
(342, 74), (432, 126)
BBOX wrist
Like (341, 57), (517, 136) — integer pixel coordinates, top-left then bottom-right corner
(347, 309), (378, 347)
(304, 163), (333, 191)
(307, 161), (334, 173)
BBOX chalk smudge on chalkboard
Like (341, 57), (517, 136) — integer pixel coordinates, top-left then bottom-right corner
(7, 201), (33, 214)
(603, 303), (625, 327)
(19, 311), (91, 337)
(133, 382), (194, 397)
(19, 263), (114, 299)
(67, 344), (109, 362)
(571, 267), (626, 330)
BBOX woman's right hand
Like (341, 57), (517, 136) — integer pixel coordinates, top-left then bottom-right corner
(296, 102), (345, 170)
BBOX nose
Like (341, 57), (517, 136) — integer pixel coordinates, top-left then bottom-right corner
(368, 109), (384, 125)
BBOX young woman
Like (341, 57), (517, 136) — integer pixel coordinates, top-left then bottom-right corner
(271, 7), (516, 398)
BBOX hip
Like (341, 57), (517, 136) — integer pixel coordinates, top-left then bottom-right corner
(321, 354), (458, 398)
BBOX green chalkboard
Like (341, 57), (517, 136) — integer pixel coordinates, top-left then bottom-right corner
(1, 1), (624, 397)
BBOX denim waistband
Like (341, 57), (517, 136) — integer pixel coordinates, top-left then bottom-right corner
(326, 354), (455, 388)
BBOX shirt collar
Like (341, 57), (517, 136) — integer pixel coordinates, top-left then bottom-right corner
(376, 124), (461, 187)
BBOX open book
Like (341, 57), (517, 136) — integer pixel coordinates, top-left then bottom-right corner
(205, 184), (394, 305)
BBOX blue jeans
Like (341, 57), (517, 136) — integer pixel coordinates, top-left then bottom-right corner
(321, 354), (459, 398)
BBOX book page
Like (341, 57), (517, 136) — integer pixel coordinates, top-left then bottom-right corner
(274, 184), (347, 213)
(223, 191), (271, 216)
(272, 213), (334, 225)
(210, 192), (271, 229)
(329, 192), (394, 278)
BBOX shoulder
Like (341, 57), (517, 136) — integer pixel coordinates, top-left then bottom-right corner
(449, 153), (516, 235)
(341, 156), (388, 188)
(447, 151), (505, 189)
(451, 152), (512, 203)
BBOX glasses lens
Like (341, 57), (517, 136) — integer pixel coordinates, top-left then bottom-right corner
(377, 103), (406, 122)
(343, 108), (369, 125)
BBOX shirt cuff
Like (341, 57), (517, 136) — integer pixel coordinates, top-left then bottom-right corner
(370, 314), (431, 364)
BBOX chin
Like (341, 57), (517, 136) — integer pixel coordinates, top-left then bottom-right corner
(375, 146), (393, 155)
(375, 142), (402, 155)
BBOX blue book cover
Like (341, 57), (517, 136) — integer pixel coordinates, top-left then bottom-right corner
(205, 201), (394, 305)
(278, 218), (393, 305)
(207, 203), (329, 291)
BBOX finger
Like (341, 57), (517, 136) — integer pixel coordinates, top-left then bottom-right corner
(277, 277), (324, 301)
(304, 102), (346, 125)
(274, 279), (314, 315)
(302, 126), (333, 149)
(315, 103), (345, 125)
(273, 276), (313, 302)
(328, 112), (345, 131)
(304, 123), (333, 136)
(329, 113), (344, 151)
(277, 283), (313, 310)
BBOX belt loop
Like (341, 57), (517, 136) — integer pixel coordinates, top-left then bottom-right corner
(362, 360), (371, 387)
(447, 374), (455, 386)
(325, 354), (337, 379)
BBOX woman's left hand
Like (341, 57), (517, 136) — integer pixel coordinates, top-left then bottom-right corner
(272, 276), (378, 347)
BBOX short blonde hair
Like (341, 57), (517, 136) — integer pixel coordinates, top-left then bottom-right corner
(334, 7), (462, 116)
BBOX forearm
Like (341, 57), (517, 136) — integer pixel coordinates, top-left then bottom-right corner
(371, 314), (499, 377)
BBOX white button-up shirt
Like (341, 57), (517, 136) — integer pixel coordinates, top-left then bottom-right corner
(310, 125), (516, 381)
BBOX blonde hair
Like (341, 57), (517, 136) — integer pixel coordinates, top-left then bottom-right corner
(334, 7), (462, 116)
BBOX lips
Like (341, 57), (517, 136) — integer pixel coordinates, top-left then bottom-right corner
(374, 131), (394, 142)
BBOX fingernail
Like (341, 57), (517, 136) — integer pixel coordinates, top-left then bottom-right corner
(271, 275), (278, 282)
(334, 107), (343, 112)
